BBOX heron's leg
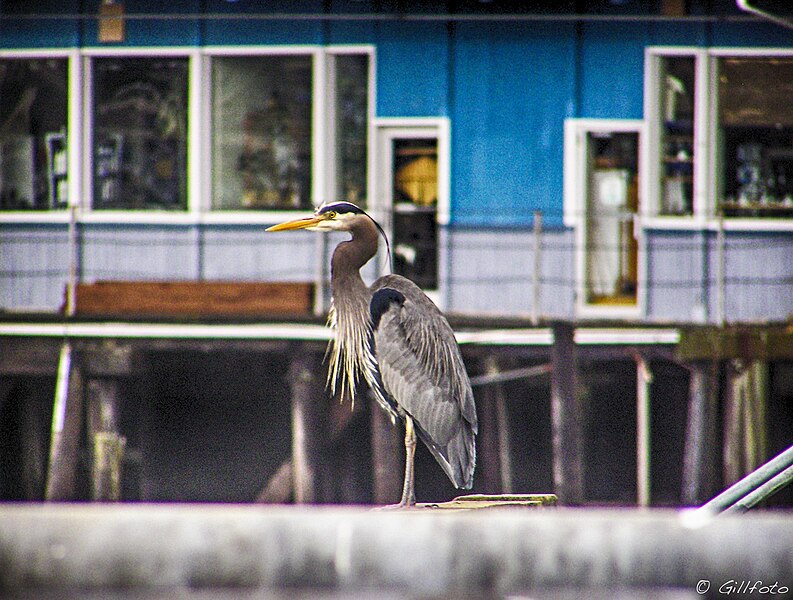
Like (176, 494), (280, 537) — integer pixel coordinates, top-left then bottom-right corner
(399, 414), (417, 507)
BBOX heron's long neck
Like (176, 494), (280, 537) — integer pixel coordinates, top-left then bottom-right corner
(330, 219), (379, 280)
(327, 220), (380, 405)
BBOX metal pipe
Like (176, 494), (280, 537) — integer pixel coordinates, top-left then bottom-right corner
(736, 0), (793, 31)
(722, 462), (793, 514)
(469, 362), (551, 387)
(694, 442), (793, 516)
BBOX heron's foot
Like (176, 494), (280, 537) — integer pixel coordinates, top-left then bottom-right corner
(371, 500), (418, 511)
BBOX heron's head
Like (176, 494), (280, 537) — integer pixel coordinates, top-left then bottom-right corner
(266, 201), (372, 233)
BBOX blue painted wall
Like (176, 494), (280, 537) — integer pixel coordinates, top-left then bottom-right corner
(4, 5), (793, 228)
(3, 5), (793, 320)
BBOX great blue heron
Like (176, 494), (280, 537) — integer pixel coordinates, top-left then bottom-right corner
(267, 201), (477, 507)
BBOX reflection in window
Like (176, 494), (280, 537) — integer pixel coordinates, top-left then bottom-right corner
(392, 138), (438, 290)
(212, 56), (312, 210)
(659, 56), (695, 216)
(719, 57), (793, 217)
(585, 132), (639, 305)
(93, 57), (188, 210)
(0, 58), (68, 210)
(334, 54), (369, 206)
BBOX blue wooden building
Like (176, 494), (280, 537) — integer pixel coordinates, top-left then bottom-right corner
(1, 0), (792, 323)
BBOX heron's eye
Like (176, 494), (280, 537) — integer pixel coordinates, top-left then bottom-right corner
(326, 211), (337, 219)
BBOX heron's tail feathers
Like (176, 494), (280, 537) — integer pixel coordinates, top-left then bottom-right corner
(414, 417), (476, 490)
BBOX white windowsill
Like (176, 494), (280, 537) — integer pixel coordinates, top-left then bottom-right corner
(0, 210), (316, 227)
(640, 215), (793, 232)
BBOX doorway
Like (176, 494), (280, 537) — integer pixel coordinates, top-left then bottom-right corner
(564, 119), (644, 318)
(374, 118), (450, 300)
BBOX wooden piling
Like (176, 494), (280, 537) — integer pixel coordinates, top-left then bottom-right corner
(87, 379), (126, 501)
(289, 349), (326, 504)
(681, 360), (720, 505)
(45, 343), (84, 501)
(85, 343), (132, 502)
(478, 356), (513, 494)
(550, 323), (584, 505)
(370, 399), (403, 504)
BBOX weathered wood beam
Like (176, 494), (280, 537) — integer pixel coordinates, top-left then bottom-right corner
(370, 400), (403, 505)
(86, 379), (126, 501)
(681, 360), (720, 506)
(678, 326), (793, 361)
(634, 353), (653, 507)
(477, 356), (514, 494)
(256, 460), (293, 504)
(83, 342), (133, 502)
(45, 343), (84, 501)
(0, 339), (61, 376)
(73, 281), (315, 318)
(550, 323), (584, 505)
(289, 349), (327, 504)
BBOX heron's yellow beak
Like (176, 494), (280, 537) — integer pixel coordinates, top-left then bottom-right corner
(266, 215), (326, 232)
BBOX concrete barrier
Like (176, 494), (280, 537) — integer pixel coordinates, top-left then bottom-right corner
(0, 504), (791, 598)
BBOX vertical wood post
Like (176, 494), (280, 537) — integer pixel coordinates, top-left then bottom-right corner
(290, 349), (326, 504)
(682, 360), (720, 505)
(550, 323), (584, 505)
(46, 342), (84, 501)
(477, 356), (514, 494)
(531, 211), (543, 326)
(87, 379), (126, 501)
(85, 343), (131, 502)
(634, 353), (653, 507)
(370, 402), (402, 505)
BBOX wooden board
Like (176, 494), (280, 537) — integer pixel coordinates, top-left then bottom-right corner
(418, 493), (558, 510)
(71, 281), (314, 319)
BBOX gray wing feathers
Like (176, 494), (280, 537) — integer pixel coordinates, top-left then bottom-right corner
(371, 275), (477, 489)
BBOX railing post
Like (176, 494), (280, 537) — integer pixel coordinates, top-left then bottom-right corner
(531, 210), (542, 326)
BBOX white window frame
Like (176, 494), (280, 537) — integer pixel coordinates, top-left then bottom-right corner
(563, 118), (646, 320)
(373, 116), (451, 308)
(0, 48), (79, 224)
(0, 44), (375, 225)
(80, 47), (198, 225)
(199, 44), (375, 226)
(644, 46), (793, 233)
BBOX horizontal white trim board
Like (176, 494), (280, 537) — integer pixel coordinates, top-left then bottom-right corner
(0, 322), (680, 346)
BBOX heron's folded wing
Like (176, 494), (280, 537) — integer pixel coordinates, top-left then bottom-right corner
(370, 277), (477, 488)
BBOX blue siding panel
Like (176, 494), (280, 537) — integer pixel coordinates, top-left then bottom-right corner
(579, 22), (646, 120)
(201, 226), (319, 282)
(645, 231), (708, 323)
(81, 226), (199, 281)
(0, 225), (70, 311)
(710, 22), (793, 47)
(375, 22), (449, 118)
(715, 232), (793, 324)
(203, 0), (324, 46)
(0, 0), (81, 49)
(446, 227), (574, 319)
(451, 22), (576, 229)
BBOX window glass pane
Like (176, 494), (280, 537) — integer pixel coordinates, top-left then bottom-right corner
(659, 56), (695, 216)
(0, 58), (68, 210)
(584, 131), (639, 305)
(212, 55), (312, 210)
(93, 57), (188, 210)
(392, 138), (438, 289)
(719, 57), (793, 217)
(334, 54), (368, 206)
